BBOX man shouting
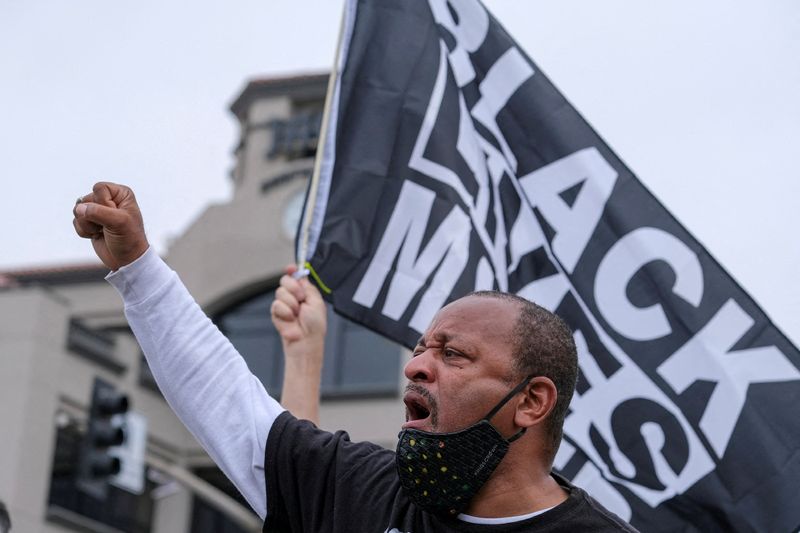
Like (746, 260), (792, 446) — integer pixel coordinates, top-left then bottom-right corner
(73, 182), (637, 532)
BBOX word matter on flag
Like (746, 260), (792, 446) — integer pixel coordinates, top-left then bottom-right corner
(299, 0), (800, 530)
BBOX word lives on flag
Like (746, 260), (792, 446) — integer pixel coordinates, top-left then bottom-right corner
(298, 0), (800, 530)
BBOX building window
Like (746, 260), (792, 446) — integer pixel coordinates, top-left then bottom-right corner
(267, 110), (322, 160)
(214, 290), (401, 399)
(47, 418), (155, 533)
(66, 318), (126, 374)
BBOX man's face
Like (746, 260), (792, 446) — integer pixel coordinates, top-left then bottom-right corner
(402, 295), (520, 435)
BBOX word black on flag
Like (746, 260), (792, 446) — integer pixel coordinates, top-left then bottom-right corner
(300, 0), (800, 530)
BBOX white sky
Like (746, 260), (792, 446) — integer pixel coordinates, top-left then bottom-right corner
(1, 1), (798, 344)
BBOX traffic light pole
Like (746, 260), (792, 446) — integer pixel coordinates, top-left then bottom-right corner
(77, 379), (260, 529)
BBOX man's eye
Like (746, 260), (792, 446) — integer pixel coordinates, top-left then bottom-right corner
(443, 348), (459, 358)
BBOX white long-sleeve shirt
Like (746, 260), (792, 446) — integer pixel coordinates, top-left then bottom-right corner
(107, 247), (280, 518)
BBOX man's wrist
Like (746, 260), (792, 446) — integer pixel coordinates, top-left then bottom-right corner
(120, 239), (150, 268)
(106, 246), (173, 305)
(282, 340), (325, 373)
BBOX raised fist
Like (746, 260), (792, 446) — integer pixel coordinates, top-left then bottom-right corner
(73, 182), (149, 271)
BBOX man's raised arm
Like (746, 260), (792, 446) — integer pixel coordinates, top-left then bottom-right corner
(72, 182), (281, 518)
(272, 266), (328, 425)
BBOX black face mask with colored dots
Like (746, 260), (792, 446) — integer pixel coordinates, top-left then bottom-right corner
(395, 375), (534, 517)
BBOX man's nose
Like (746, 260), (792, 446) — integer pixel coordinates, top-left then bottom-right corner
(404, 350), (434, 382)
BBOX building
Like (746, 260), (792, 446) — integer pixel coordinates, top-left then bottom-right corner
(0, 73), (406, 532)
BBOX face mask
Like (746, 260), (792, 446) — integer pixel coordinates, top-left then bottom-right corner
(396, 375), (534, 517)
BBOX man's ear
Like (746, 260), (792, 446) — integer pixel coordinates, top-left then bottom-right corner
(514, 377), (558, 429)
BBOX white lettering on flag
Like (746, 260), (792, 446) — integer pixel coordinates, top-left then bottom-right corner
(595, 227), (704, 341)
(565, 329), (715, 507)
(353, 180), (471, 333)
(474, 256), (495, 291)
(517, 273), (571, 313)
(471, 47), (533, 173)
(554, 440), (633, 520)
(410, 40), (535, 291)
(518, 148), (617, 274)
(658, 299), (800, 457)
(428, 0), (489, 87)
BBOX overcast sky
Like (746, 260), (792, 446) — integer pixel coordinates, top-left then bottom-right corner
(1, 1), (798, 343)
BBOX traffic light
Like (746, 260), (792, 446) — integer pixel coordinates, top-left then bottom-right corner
(77, 377), (129, 499)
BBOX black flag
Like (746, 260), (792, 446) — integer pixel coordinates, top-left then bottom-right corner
(300, 0), (800, 530)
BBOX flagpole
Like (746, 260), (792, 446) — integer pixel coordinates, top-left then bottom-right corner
(296, 3), (347, 270)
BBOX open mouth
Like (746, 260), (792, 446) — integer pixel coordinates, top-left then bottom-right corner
(403, 389), (432, 425)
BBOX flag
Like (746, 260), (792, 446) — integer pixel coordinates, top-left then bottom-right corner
(299, 0), (800, 530)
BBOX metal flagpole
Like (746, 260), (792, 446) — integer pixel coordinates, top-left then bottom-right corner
(296, 3), (347, 271)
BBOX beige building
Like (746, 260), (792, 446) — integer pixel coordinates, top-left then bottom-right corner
(0, 73), (406, 533)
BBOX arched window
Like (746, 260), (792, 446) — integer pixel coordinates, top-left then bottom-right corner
(214, 289), (402, 398)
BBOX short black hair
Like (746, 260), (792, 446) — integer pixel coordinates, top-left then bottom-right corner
(468, 291), (578, 457)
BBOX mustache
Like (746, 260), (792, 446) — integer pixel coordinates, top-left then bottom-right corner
(404, 383), (439, 428)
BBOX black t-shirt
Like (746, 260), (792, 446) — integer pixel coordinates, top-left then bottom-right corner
(264, 412), (638, 532)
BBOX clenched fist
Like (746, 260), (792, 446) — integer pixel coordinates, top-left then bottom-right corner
(73, 182), (149, 271)
(272, 265), (328, 423)
(271, 265), (327, 347)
